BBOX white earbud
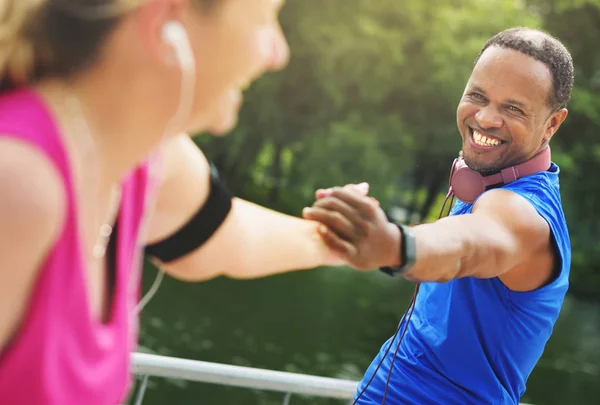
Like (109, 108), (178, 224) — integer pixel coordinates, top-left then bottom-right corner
(159, 20), (196, 131)
(161, 20), (194, 72)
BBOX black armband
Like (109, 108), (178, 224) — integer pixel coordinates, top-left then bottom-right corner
(145, 163), (232, 263)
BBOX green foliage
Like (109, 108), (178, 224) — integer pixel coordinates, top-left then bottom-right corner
(531, 1), (600, 298)
(196, 0), (600, 299)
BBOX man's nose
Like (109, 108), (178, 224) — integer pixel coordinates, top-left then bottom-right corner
(475, 105), (503, 129)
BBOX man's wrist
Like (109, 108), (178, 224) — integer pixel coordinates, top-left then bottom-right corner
(380, 223), (416, 276)
(383, 221), (403, 268)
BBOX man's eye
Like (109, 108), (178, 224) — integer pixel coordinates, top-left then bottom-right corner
(507, 105), (524, 114)
(468, 93), (486, 101)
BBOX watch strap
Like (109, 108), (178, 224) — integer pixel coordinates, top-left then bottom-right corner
(379, 223), (416, 276)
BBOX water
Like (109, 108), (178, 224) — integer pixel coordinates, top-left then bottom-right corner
(134, 264), (600, 405)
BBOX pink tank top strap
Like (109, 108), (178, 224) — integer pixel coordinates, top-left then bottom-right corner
(0, 88), (73, 184)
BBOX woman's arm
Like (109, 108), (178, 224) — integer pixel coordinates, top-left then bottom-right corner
(0, 139), (66, 350)
(144, 135), (347, 281)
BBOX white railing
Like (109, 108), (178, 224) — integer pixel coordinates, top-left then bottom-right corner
(130, 352), (534, 405)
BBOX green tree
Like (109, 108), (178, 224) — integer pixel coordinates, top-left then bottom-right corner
(196, 0), (600, 298)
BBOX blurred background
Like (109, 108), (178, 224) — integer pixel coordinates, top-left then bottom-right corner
(136, 0), (600, 403)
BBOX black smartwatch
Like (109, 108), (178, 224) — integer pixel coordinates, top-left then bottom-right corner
(379, 223), (416, 276)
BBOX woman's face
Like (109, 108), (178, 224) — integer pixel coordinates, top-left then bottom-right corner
(185, 0), (289, 135)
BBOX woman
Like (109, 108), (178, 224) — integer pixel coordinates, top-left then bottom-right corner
(0, 0), (371, 403)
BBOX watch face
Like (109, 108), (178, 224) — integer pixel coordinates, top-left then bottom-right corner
(403, 227), (417, 268)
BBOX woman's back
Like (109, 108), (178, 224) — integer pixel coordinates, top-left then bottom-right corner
(0, 88), (153, 404)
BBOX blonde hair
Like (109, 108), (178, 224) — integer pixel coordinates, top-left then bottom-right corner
(0, 0), (219, 92)
(0, 0), (141, 92)
(0, 0), (47, 90)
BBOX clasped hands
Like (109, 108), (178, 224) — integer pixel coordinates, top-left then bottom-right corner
(302, 183), (402, 271)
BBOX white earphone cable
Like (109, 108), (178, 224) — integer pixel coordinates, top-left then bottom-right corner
(135, 22), (197, 313)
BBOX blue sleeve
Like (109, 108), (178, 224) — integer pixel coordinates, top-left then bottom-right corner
(501, 178), (571, 298)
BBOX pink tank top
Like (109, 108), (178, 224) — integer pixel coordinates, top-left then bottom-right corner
(0, 88), (157, 404)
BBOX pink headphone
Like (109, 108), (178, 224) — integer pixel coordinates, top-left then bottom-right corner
(448, 147), (551, 204)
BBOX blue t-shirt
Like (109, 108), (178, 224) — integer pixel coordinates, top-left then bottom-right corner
(355, 163), (571, 405)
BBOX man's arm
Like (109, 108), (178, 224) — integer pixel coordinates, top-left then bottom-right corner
(144, 134), (348, 282)
(303, 187), (555, 291)
(409, 189), (554, 288)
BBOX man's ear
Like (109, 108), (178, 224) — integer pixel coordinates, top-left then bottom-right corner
(544, 108), (568, 143)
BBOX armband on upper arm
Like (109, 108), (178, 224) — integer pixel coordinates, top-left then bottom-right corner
(144, 164), (232, 263)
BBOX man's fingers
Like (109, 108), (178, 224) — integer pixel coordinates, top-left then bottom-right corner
(316, 182), (369, 199)
(368, 197), (380, 206)
(302, 206), (356, 240)
(311, 196), (367, 235)
(315, 189), (329, 199)
(325, 189), (380, 220)
(317, 225), (357, 258)
(348, 182), (369, 195)
(328, 188), (366, 207)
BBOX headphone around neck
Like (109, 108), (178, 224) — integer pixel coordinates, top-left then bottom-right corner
(448, 146), (552, 204)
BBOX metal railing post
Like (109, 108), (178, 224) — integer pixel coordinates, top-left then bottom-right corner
(132, 374), (150, 405)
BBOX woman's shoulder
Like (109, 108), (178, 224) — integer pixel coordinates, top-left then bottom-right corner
(0, 137), (67, 258)
(0, 137), (66, 350)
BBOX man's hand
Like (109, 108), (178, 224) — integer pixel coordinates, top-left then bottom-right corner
(302, 187), (401, 271)
(315, 183), (380, 206)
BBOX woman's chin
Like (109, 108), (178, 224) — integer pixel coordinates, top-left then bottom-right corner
(207, 115), (239, 136)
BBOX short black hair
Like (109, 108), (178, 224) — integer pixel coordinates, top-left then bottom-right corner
(474, 27), (574, 110)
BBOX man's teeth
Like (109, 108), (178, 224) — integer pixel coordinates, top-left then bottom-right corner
(473, 130), (501, 146)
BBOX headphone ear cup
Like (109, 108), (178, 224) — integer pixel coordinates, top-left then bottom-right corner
(450, 162), (486, 204)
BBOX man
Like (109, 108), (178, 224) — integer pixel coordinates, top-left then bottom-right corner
(303, 27), (574, 404)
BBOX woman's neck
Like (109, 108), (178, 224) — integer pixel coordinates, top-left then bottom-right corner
(35, 70), (178, 187)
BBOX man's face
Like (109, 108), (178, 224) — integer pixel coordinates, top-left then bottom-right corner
(456, 46), (565, 174)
